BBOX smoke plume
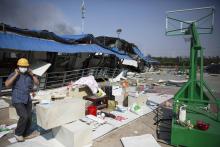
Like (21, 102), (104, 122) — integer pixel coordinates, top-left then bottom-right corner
(0, 0), (77, 34)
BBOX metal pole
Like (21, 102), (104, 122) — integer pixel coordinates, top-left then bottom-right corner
(200, 48), (204, 100)
(81, 18), (84, 34)
(81, 0), (86, 34)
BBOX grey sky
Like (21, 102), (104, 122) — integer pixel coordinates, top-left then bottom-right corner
(0, 0), (219, 57)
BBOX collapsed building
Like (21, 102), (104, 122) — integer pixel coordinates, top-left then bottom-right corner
(0, 23), (158, 92)
(0, 23), (154, 73)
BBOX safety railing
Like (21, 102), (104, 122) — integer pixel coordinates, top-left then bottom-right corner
(0, 67), (121, 95)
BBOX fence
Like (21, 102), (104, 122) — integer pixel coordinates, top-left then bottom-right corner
(0, 67), (122, 95)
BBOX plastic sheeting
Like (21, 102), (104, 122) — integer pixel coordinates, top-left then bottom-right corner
(73, 76), (99, 94)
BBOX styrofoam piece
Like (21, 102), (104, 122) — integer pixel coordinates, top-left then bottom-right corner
(8, 133), (65, 147)
(31, 61), (51, 77)
(122, 59), (138, 67)
(112, 88), (123, 96)
(9, 107), (19, 120)
(121, 134), (161, 147)
(40, 99), (51, 104)
(36, 98), (85, 130)
(52, 120), (92, 147)
(111, 71), (126, 82)
(33, 87), (67, 100)
(0, 99), (9, 109)
(128, 92), (139, 97)
(6, 124), (17, 129)
(147, 93), (173, 105)
(158, 79), (167, 83)
(112, 85), (120, 89)
(127, 72), (135, 76)
(168, 79), (187, 83)
(114, 95), (124, 106)
(127, 86), (137, 92)
(86, 115), (106, 124)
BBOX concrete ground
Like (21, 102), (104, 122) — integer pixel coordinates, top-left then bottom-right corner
(1, 71), (219, 147)
(93, 109), (172, 147)
(93, 88), (175, 147)
(92, 72), (220, 147)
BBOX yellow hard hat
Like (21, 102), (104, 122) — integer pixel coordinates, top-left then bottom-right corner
(17, 58), (29, 67)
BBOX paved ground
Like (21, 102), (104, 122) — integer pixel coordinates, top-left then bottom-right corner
(93, 89), (175, 147)
(93, 109), (172, 147)
(92, 72), (220, 147)
(1, 71), (219, 147)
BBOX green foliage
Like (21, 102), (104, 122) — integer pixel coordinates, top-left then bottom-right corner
(154, 56), (220, 66)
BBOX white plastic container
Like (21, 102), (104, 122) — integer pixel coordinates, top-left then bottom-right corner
(179, 105), (186, 122)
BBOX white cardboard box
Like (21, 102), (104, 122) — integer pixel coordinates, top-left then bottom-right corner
(52, 120), (92, 147)
(36, 98), (85, 130)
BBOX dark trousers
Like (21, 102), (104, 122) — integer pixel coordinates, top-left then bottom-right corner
(13, 101), (32, 136)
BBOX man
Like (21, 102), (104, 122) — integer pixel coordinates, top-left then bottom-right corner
(5, 58), (39, 142)
(0, 77), (2, 96)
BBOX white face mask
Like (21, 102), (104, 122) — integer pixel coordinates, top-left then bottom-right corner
(19, 67), (28, 73)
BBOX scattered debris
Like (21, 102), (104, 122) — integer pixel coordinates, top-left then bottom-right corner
(8, 137), (17, 143)
(121, 134), (161, 147)
(31, 61), (51, 77)
(115, 116), (127, 122)
(6, 124), (17, 130)
(74, 76), (106, 97)
(86, 115), (106, 124)
(0, 130), (10, 139)
(0, 99), (9, 109)
(110, 71), (127, 82)
(130, 103), (142, 115)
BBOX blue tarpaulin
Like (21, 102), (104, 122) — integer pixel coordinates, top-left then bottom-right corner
(133, 47), (145, 59)
(133, 47), (159, 64)
(0, 32), (132, 60)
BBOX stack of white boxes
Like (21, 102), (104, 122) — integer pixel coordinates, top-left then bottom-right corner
(36, 98), (92, 147)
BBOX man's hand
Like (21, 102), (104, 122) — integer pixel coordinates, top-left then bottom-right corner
(28, 69), (40, 86)
(28, 69), (34, 77)
(5, 69), (20, 88)
(15, 69), (20, 76)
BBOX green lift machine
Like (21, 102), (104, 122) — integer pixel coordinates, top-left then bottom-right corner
(166, 6), (220, 147)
